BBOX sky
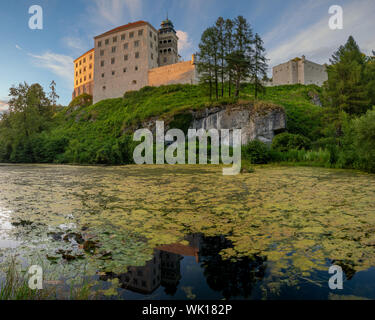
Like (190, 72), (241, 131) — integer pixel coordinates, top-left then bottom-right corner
(0, 0), (374, 109)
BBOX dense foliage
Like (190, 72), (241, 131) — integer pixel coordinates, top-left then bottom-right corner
(0, 35), (374, 173)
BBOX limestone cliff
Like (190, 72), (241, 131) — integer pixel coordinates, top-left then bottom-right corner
(189, 102), (286, 145)
(139, 102), (286, 145)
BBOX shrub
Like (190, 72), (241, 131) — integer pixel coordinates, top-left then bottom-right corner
(68, 93), (93, 109)
(242, 140), (271, 164)
(338, 107), (375, 172)
(272, 132), (311, 152)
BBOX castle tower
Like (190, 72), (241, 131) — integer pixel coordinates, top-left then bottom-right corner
(158, 18), (179, 66)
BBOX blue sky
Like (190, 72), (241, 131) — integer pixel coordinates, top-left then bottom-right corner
(0, 0), (374, 109)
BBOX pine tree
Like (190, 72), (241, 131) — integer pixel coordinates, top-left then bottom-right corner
(224, 19), (235, 97)
(323, 36), (370, 116)
(229, 16), (254, 97)
(252, 33), (268, 99)
(216, 17), (226, 98)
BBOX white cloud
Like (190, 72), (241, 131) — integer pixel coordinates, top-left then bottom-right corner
(15, 44), (22, 51)
(28, 52), (74, 85)
(266, 0), (375, 68)
(62, 37), (86, 52)
(88, 0), (142, 27)
(176, 30), (193, 58)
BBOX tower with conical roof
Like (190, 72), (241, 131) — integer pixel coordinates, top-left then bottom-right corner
(158, 17), (179, 66)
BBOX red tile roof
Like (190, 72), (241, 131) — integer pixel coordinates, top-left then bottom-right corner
(94, 20), (157, 39)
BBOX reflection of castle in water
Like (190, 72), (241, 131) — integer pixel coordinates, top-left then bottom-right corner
(116, 234), (202, 295)
(108, 234), (266, 298)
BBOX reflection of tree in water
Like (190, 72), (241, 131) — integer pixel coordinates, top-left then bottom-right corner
(199, 236), (267, 299)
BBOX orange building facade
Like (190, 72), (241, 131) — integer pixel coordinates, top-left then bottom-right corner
(72, 48), (95, 99)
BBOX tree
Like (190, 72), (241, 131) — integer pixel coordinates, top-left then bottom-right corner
(216, 17), (226, 98)
(323, 36), (370, 117)
(252, 33), (268, 99)
(196, 27), (219, 100)
(230, 16), (254, 97)
(49, 80), (59, 108)
(224, 19), (235, 97)
(3, 82), (54, 162)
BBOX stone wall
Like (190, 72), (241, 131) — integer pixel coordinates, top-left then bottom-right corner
(148, 60), (198, 87)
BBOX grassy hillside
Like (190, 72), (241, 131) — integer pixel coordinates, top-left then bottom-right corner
(23, 83), (325, 164)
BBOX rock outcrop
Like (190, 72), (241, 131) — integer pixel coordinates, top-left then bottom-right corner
(135, 102), (286, 146)
(189, 102), (286, 145)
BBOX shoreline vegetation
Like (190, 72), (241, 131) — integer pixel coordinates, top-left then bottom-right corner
(0, 32), (374, 173)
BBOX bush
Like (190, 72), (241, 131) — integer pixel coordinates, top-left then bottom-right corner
(68, 93), (93, 109)
(242, 140), (271, 164)
(272, 132), (311, 152)
(338, 107), (375, 172)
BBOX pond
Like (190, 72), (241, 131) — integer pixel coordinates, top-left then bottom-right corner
(0, 164), (375, 300)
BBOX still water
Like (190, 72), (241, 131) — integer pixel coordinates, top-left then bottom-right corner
(0, 164), (375, 300)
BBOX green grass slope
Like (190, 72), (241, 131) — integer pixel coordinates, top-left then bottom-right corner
(37, 83), (324, 164)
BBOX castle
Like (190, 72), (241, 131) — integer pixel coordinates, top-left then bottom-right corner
(272, 55), (328, 86)
(73, 19), (198, 103)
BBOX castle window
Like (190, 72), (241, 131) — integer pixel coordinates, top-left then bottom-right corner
(79, 61), (82, 65)
(121, 34), (126, 40)
(111, 58), (115, 64)
(100, 50), (104, 56)
(151, 53), (153, 60)
(98, 41), (102, 47)
(163, 57), (167, 63)
(76, 63), (78, 68)
(160, 50), (162, 53)
(135, 66), (138, 71)
(154, 35), (157, 41)
(113, 36), (117, 43)
(80, 78), (82, 83)
(101, 73), (105, 78)
(76, 80), (78, 85)
(132, 80), (137, 84)
(90, 54), (93, 60)
(84, 76), (86, 81)
(89, 64), (92, 69)
(129, 32), (134, 38)
(79, 69), (82, 74)
(76, 72), (78, 77)
(123, 67), (127, 73)
(101, 61), (104, 67)
(124, 43), (128, 50)
(112, 46), (116, 53)
(168, 39), (171, 43)
(164, 49), (167, 53)
(124, 54), (128, 61)
(149, 31), (152, 37)
(163, 40), (167, 44)
(159, 41), (162, 44)
(103, 86), (106, 90)
(135, 52), (140, 59)
(83, 58), (86, 63)
(105, 39), (109, 45)
(83, 67), (86, 72)
(134, 40), (139, 47)
(89, 74), (91, 79)
(150, 42), (153, 48)
(112, 71), (115, 75)
(138, 29), (143, 36)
